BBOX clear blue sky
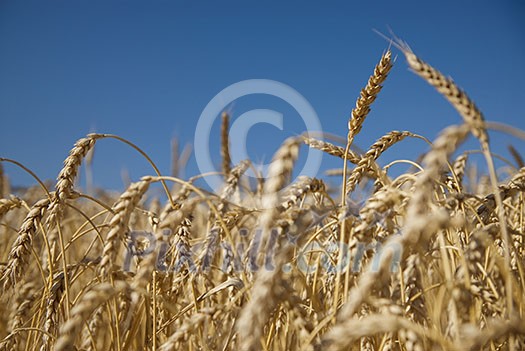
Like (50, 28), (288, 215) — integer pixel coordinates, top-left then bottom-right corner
(1, 0), (524, 192)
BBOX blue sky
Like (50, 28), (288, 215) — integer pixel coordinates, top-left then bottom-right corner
(1, 0), (524, 193)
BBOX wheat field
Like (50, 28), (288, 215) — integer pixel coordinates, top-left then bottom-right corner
(1, 43), (524, 351)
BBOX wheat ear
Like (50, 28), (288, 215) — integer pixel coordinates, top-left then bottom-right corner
(399, 46), (488, 145)
(508, 145), (524, 168)
(99, 176), (153, 277)
(221, 111), (232, 177)
(302, 137), (361, 164)
(54, 134), (103, 202)
(40, 271), (66, 351)
(279, 176), (325, 211)
(47, 134), (103, 226)
(1, 197), (51, 290)
(0, 162), (4, 198)
(346, 131), (412, 194)
(0, 195), (23, 219)
(347, 50), (393, 147)
(218, 159), (250, 213)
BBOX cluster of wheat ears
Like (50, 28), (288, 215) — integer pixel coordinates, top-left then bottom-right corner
(1, 40), (525, 351)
